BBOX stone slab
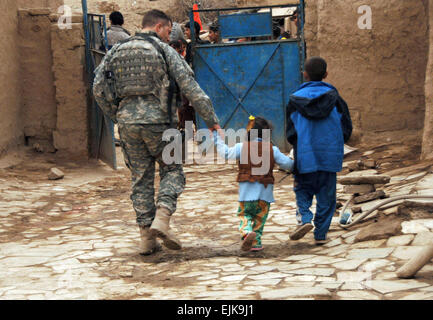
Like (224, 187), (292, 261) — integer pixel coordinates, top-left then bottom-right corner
(339, 175), (390, 185)
(399, 292), (433, 300)
(346, 248), (394, 260)
(247, 272), (289, 281)
(386, 235), (415, 247)
(391, 246), (426, 260)
(352, 239), (387, 248)
(354, 190), (386, 204)
(412, 231), (433, 246)
(347, 170), (379, 177)
(283, 255), (318, 261)
(364, 280), (430, 294)
(344, 184), (375, 195)
(413, 174), (433, 192)
(332, 259), (367, 271)
(336, 271), (372, 283)
(337, 290), (380, 300)
(382, 207), (400, 216)
(285, 268), (336, 277)
(260, 287), (331, 299)
(413, 219), (433, 230)
(1, 256), (51, 268)
(307, 256), (345, 265)
(355, 217), (402, 242)
(401, 221), (430, 234)
(360, 259), (392, 272)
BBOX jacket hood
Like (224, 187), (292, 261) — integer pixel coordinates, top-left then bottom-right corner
(289, 82), (339, 120)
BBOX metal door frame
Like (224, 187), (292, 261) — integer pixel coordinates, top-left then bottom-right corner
(82, 0), (117, 169)
(189, 2), (306, 151)
(189, 1), (306, 68)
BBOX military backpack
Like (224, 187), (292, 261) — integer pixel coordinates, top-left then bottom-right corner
(100, 34), (178, 126)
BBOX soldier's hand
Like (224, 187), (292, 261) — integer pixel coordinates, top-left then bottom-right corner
(209, 124), (224, 140)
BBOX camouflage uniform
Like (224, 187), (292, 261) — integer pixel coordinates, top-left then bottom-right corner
(93, 31), (219, 227)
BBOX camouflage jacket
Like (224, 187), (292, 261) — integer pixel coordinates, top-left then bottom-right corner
(93, 31), (219, 128)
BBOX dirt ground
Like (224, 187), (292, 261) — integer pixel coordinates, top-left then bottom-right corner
(0, 140), (433, 300)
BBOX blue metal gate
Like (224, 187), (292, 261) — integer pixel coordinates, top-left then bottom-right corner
(82, 0), (117, 169)
(191, 3), (305, 152)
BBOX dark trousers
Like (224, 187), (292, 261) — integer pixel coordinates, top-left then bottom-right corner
(294, 171), (336, 240)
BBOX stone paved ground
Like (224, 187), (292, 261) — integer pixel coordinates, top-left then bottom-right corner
(0, 143), (432, 300)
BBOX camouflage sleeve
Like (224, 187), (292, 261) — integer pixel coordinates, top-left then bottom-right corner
(162, 43), (219, 128)
(92, 51), (118, 123)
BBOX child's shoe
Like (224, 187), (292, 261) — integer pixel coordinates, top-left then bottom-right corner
(241, 232), (256, 251)
(250, 246), (263, 252)
(289, 223), (314, 240)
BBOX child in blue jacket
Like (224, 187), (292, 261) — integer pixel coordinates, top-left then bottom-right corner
(214, 117), (294, 252)
(286, 57), (352, 245)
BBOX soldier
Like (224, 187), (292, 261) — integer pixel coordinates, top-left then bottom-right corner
(93, 9), (221, 255)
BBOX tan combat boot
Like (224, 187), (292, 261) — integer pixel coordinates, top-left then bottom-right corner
(149, 207), (182, 250)
(139, 226), (161, 256)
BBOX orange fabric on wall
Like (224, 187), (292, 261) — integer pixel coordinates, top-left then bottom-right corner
(193, 4), (203, 30)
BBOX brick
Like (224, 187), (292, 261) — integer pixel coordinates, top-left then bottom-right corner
(363, 159), (377, 168)
(344, 184), (375, 195)
(28, 8), (51, 16)
(382, 206), (400, 216)
(347, 161), (362, 171)
(354, 190), (387, 204)
(339, 175), (391, 185)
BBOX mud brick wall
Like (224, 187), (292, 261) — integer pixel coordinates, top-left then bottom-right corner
(64, 0), (293, 32)
(240, 0), (298, 6)
(422, 0), (433, 160)
(64, 0), (178, 34)
(304, 0), (429, 146)
(18, 10), (58, 150)
(50, 21), (89, 158)
(0, 0), (23, 156)
(17, 0), (63, 10)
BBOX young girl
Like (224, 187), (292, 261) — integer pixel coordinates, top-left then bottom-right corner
(213, 116), (294, 252)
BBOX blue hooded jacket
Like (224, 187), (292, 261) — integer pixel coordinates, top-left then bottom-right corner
(286, 81), (352, 174)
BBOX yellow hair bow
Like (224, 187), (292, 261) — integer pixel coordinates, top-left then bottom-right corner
(247, 115), (255, 132)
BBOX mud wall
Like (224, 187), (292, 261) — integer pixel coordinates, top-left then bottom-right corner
(64, 0), (178, 34)
(422, 0), (433, 160)
(304, 0), (429, 146)
(51, 19), (89, 157)
(0, 0), (23, 156)
(15, 7), (88, 157)
(18, 10), (58, 150)
(17, 0), (63, 10)
(239, 0), (297, 5)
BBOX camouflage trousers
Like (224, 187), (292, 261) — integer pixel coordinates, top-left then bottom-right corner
(118, 124), (185, 227)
